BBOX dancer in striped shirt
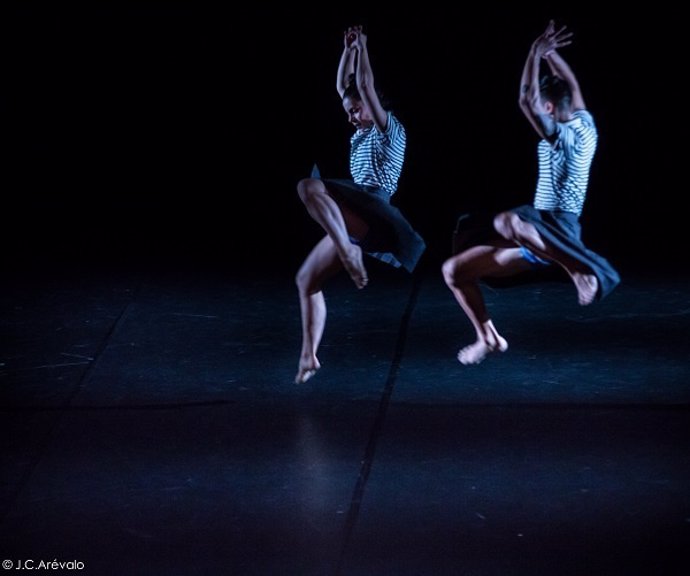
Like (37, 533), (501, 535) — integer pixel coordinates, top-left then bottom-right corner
(443, 20), (619, 365)
(295, 25), (425, 384)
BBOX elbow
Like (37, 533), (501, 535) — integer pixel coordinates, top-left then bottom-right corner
(518, 88), (535, 110)
(519, 94), (541, 115)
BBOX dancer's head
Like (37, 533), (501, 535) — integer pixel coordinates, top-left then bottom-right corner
(342, 74), (387, 130)
(342, 86), (373, 130)
(539, 74), (572, 120)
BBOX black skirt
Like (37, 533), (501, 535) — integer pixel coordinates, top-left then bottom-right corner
(322, 178), (426, 273)
(452, 205), (620, 301)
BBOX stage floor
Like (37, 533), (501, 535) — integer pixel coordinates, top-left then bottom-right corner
(2, 263), (689, 575)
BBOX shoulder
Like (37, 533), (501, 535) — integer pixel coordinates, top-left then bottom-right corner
(388, 112), (404, 131)
(556, 109), (597, 141)
(568, 109), (596, 131)
(378, 111), (406, 140)
(553, 110), (597, 154)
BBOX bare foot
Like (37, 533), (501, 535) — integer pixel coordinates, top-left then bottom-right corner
(457, 336), (508, 365)
(295, 357), (321, 384)
(342, 245), (368, 289)
(573, 272), (598, 306)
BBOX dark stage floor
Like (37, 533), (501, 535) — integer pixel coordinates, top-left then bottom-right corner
(1, 263), (689, 575)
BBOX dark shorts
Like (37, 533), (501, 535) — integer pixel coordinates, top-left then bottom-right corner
(320, 177), (426, 273)
(452, 205), (620, 300)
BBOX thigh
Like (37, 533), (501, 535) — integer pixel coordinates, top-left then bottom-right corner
(451, 245), (534, 278)
(489, 246), (535, 277)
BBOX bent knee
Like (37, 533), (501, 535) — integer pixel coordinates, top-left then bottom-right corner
(493, 211), (521, 241)
(295, 265), (311, 292)
(297, 178), (325, 203)
(442, 257), (472, 286)
(295, 265), (321, 295)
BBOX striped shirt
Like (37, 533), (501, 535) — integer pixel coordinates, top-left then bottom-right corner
(350, 111), (406, 196)
(534, 109), (598, 216)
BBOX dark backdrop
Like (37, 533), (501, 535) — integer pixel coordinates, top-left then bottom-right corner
(3, 4), (681, 277)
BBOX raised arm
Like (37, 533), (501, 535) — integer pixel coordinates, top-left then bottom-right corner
(544, 48), (586, 110)
(518, 38), (548, 139)
(518, 20), (573, 141)
(336, 27), (358, 98)
(350, 27), (388, 132)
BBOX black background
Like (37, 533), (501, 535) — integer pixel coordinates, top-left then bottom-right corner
(3, 4), (682, 277)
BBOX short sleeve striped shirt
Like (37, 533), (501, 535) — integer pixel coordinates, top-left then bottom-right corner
(534, 109), (598, 216)
(349, 111), (406, 196)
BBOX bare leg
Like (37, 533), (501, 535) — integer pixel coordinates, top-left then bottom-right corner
(297, 178), (369, 289)
(295, 236), (342, 384)
(494, 212), (598, 305)
(442, 246), (531, 365)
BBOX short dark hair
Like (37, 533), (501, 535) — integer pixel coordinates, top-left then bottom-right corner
(342, 73), (390, 110)
(539, 75), (572, 112)
(343, 75), (362, 102)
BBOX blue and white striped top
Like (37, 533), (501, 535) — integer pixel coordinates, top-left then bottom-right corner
(534, 109), (598, 216)
(349, 111), (406, 196)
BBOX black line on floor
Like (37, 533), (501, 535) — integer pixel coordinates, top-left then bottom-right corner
(334, 272), (424, 576)
(0, 278), (144, 523)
